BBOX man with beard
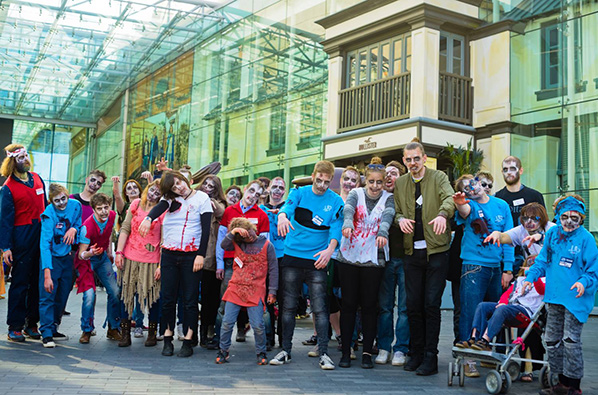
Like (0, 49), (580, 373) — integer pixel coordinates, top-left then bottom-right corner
(376, 160), (410, 366)
(214, 180), (270, 345)
(495, 156), (545, 274)
(269, 161), (343, 370)
(393, 138), (455, 376)
(259, 177), (286, 349)
(0, 144), (47, 341)
(452, 175), (514, 375)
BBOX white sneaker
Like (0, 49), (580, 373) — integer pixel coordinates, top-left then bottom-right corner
(176, 324), (184, 341)
(156, 333), (164, 341)
(308, 345), (319, 357)
(319, 353), (335, 370)
(134, 327), (144, 338)
(269, 350), (291, 365)
(391, 351), (406, 366)
(375, 349), (391, 364)
(42, 337), (56, 348)
(350, 348), (356, 360)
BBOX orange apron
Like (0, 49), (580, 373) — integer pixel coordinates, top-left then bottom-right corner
(222, 241), (269, 308)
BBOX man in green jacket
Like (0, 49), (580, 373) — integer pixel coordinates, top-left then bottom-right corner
(394, 138), (455, 376)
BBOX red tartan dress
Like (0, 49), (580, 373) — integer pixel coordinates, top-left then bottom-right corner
(222, 241), (269, 309)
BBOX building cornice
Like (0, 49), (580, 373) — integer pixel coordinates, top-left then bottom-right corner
(470, 19), (525, 41)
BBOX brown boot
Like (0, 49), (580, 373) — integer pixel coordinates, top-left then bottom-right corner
(118, 320), (131, 347)
(145, 321), (158, 347)
(79, 331), (92, 344)
(107, 323), (123, 341)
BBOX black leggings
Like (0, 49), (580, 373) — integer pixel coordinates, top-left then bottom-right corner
(338, 262), (384, 355)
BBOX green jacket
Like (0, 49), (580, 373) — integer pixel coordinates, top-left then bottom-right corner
(393, 167), (455, 256)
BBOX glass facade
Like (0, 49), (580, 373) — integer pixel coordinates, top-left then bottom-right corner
(510, 2), (598, 239)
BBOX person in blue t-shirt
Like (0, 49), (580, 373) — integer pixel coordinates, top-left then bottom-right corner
(269, 161), (343, 371)
(39, 184), (82, 347)
(452, 174), (514, 354)
(523, 195), (598, 395)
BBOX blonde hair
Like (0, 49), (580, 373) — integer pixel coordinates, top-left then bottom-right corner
(48, 183), (69, 201)
(313, 160), (335, 177)
(454, 174), (474, 192)
(141, 179), (161, 208)
(1, 144), (25, 177)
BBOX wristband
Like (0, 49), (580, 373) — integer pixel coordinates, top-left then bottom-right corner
(79, 251), (90, 260)
(144, 216), (152, 222)
(115, 251), (124, 256)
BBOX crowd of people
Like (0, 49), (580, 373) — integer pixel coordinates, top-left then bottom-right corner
(1, 138), (597, 395)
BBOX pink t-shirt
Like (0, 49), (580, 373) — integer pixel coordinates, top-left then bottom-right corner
(123, 199), (165, 264)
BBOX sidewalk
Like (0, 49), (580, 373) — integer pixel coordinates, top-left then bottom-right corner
(0, 287), (596, 394)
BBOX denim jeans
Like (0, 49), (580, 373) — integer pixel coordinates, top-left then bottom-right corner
(404, 250), (449, 355)
(219, 300), (266, 354)
(471, 302), (528, 341)
(121, 295), (160, 323)
(133, 298), (145, 327)
(81, 288), (96, 332)
(545, 303), (585, 379)
(213, 259), (234, 342)
(281, 265), (329, 355)
(459, 263), (502, 342)
(79, 254), (120, 331)
(39, 254), (73, 338)
(160, 250), (201, 336)
(377, 257), (409, 354)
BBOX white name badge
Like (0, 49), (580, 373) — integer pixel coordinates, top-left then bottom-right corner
(234, 257), (244, 268)
(248, 218), (258, 225)
(36, 188), (44, 195)
(416, 195), (423, 206)
(513, 198), (525, 206)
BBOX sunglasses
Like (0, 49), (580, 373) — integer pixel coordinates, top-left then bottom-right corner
(521, 215), (540, 223)
(480, 181), (493, 189)
(367, 164), (385, 170)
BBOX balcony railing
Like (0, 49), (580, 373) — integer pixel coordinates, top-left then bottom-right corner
(338, 72), (410, 132)
(439, 71), (473, 125)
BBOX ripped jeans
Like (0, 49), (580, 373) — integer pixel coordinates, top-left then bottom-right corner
(458, 263), (502, 342)
(545, 303), (584, 379)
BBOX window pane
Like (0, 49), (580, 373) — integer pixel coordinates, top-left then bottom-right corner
(381, 43), (390, 78)
(439, 35), (448, 72)
(370, 46), (379, 81)
(453, 58), (462, 75)
(348, 52), (356, 87)
(393, 38), (402, 75)
(359, 50), (367, 85)
(453, 39), (462, 60)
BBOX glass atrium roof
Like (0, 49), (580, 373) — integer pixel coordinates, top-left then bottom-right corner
(0, 0), (235, 124)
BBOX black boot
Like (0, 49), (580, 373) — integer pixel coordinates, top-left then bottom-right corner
(118, 319), (131, 347)
(145, 321), (158, 347)
(404, 353), (423, 372)
(415, 352), (438, 376)
(177, 339), (193, 357)
(162, 336), (174, 356)
(200, 325), (208, 348)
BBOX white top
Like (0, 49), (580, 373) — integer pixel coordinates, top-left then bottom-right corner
(510, 276), (545, 317)
(162, 191), (213, 252)
(505, 222), (556, 257)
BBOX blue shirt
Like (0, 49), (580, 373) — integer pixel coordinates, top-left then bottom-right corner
(526, 225), (598, 323)
(260, 202), (286, 259)
(40, 200), (82, 270)
(456, 196), (515, 270)
(280, 186), (344, 262)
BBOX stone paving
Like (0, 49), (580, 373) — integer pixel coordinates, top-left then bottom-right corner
(1, 287), (597, 395)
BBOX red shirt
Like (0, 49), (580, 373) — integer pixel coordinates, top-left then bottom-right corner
(220, 203), (269, 259)
(4, 172), (45, 226)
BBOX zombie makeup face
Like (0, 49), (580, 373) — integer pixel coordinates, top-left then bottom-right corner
(341, 170), (359, 194)
(226, 189), (241, 206)
(560, 210), (582, 232)
(385, 166), (400, 192)
(478, 177), (493, 195)
(520, 215), (541, 233)
(312, 172), (332, 195)
(93, 203), (111, 222)
(269, 179), (286, 204)
(87, 176), (104, 193)
(502, 160), (521, 186)
(125, 182), (140, 201)
(463, 177), (485, 200)
(14, 150), (31, 173)
(365, 173), (384, 199)
(147, 185), (161, 203)
(403, 148), (426, 178)
(200, 179), (216, 198)
(171, 177), (190, 197)
(52, 192), (69, 211)
(242, 183), (262, 207)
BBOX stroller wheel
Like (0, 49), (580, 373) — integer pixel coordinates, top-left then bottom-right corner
(540, 365), (559, 389)
(502, 372), (512, 393)
(459, 362), (465, 387)
(506, 361), (520, 382)
(486, 371), (502, 395)
(448, 362), (454, 386)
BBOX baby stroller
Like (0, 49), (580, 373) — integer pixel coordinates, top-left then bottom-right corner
(448, 302), (558, 394)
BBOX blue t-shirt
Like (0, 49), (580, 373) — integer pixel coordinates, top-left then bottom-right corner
(40, 200), (82, 270)
(260, 202), (286, 259)
(456, 196), (514, 270)
(279, 186), (344, 264)
(526, 225), (598, 323)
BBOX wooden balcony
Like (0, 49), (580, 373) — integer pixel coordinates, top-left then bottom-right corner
(338, 72), (410, 132)
(438, 71), (473, 125)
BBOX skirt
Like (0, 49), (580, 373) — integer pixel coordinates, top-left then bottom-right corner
(117, 258), (161, 319)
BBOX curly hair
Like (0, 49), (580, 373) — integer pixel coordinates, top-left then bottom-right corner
(1, 144), (25, 177)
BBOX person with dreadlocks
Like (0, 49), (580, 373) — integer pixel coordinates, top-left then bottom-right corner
(0, 144), (47, 342)
(524, 195), (598, 395)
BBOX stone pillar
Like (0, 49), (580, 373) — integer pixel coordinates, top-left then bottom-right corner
(409, 26), (440, 119)
(326, 54), (343, 137)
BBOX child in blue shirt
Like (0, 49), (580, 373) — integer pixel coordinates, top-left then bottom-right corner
(452, 174), (514, 349)
(524, 195), (598, 395)
(39, 184), (82, 347)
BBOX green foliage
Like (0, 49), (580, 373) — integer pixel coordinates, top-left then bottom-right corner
(440, 138), (484, 181)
